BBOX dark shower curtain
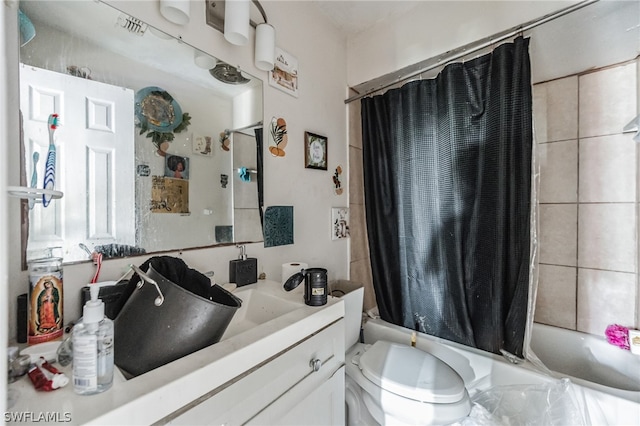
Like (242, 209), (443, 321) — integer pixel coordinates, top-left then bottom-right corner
(361, 37), (532, 357)
(254, 128), (264, 228)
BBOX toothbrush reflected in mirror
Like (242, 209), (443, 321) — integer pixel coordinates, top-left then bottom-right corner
(42, 113), (59, 207)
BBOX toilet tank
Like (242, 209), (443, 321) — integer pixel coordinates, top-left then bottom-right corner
(331, 281), (364, 350)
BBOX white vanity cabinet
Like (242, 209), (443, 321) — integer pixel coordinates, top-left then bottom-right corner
(8, 283), (345, 425)
(166, 319), (345, 425)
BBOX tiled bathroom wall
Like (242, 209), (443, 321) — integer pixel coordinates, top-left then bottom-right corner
(534, 60), (639, 336)
(348, 90), (377, 312)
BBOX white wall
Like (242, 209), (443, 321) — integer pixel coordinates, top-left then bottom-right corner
(346, 1), (578, 87)
(5, 0), (349, 336)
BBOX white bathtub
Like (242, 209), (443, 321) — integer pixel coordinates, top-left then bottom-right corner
(362, 318), (640, 425)
(530, 322), (640, 401)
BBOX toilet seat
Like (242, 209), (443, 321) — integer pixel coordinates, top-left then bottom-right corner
(346, 342), (471, 425)
(358, 341), (466, 404)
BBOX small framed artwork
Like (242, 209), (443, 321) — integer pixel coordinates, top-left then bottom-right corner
(331, 207), (349, 240)
(164, 154), (189, 180)
(269, 48), (299, 98)
(137, 164), (150, 177)
(304, 131), (327, 170)
(192, 135), (212, 156)
(151, 176), (189, 214)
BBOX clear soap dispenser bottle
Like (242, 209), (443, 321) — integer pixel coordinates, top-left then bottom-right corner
(72, 285), (114, 395)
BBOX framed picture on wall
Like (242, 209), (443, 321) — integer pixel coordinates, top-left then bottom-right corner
(331, 207), (349, 240)
(192, 135), (212, 156)
(268, 48), (299, 98)
(304, 131), (327, 170)
(164, 154), (190, 180)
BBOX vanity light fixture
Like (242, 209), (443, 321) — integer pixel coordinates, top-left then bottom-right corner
(224, 0), (250, 45)
(206, 0), (276, 72)
(194, 50), (217, 69)
(254, 21), (275, 71)
(159, 0), (191, 25)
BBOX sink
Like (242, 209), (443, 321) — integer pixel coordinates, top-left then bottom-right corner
(221, 288), (302, 339)
(115, 284), (301, 380)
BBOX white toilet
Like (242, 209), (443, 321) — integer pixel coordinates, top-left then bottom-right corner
(341, 288), (471, 425)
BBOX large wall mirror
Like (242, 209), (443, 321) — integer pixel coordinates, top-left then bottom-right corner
(18, 1), (264, 264)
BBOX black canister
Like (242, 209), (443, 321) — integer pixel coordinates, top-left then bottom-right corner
(304, 268), (328, 306)
(283, 267), (328, 306)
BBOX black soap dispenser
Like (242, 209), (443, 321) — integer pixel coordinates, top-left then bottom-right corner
(229, 245), (257, 287)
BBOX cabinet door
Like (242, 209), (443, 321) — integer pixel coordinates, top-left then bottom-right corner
(166, 320), (344, 425)
(248, 365), (345, 426)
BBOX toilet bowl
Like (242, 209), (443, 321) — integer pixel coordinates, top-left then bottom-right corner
(345, 341), (471, 425)
(341, 288), (471, 425)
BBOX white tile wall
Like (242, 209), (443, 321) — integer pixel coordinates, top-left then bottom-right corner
(535, 264), (577, 329)
(537, 140), (578, 203)
(539, 204), (577, 266)
(577, 268), (637, 335)
(579, 134), (637, 203)
(535, 60), (638, 335)
(578, 203), (637, 273)
(532, 76), (578, 143)
(579, 62), (637, 138)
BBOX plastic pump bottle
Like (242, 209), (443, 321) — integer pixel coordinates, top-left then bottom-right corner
(72, 285), (114, 395)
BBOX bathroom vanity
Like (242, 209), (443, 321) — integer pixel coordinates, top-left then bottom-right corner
(8, 281), (345, 425)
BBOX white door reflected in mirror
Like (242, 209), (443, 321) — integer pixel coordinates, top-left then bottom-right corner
(20, 65), (135, 262)
(18, 0), (264, 263)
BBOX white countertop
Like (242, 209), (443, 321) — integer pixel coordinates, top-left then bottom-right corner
(8, 280), (345, 425)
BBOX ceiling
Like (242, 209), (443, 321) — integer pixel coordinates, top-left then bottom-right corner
(311, 0), (422, 36)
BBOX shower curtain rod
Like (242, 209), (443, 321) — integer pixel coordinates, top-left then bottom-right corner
(224, 120), (263, 136)
(344, 0), (599, 104)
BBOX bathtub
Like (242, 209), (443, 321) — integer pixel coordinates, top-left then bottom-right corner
(362, 318), (640, 425)
(530, 322), (640, 401)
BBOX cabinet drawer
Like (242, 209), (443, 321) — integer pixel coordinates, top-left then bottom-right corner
(166, 318), (344, 425)
(248, 365), (345, 425)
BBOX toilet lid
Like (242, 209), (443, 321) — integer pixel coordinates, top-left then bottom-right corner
(358, 341), (466, 404)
